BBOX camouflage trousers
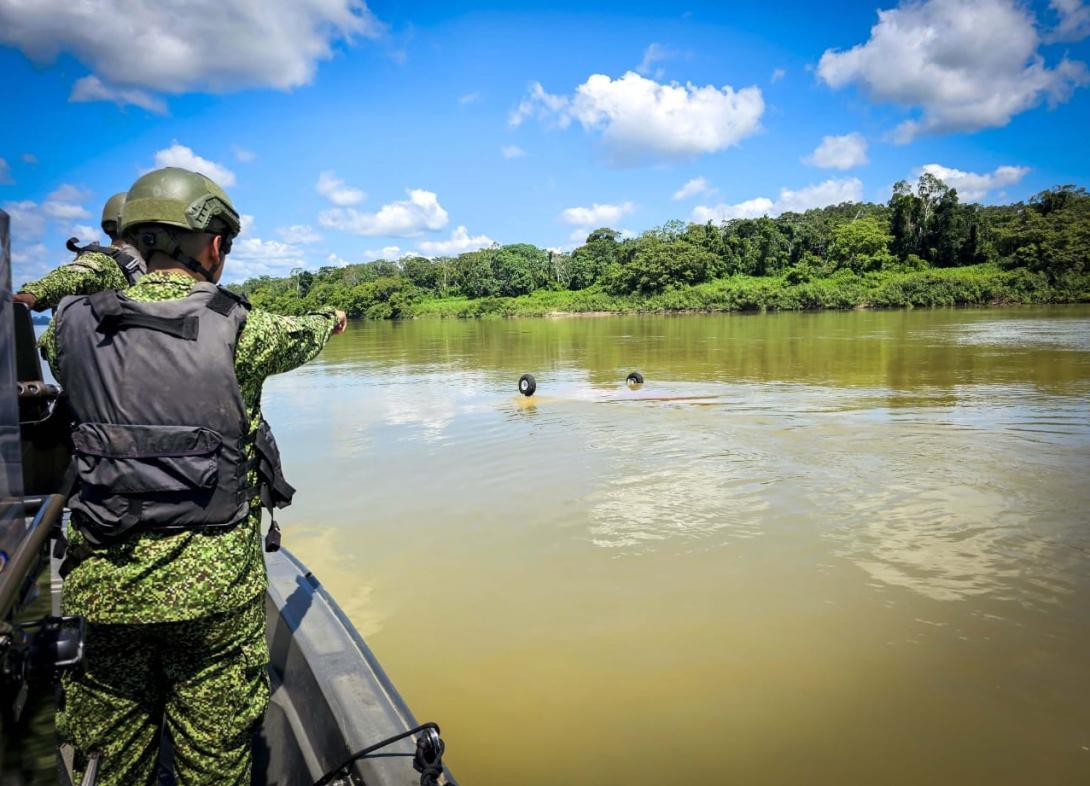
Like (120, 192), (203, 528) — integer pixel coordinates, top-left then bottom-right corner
(56, 596), (270, 786)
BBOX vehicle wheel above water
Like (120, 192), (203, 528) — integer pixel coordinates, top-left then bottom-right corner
(626, 371), (644, 385)
(518, 374), (537, 397)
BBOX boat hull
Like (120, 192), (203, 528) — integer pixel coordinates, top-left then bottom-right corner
(257, 547), (454, 785)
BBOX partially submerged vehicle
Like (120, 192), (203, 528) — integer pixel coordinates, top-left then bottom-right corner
(0, 209), (455, 786)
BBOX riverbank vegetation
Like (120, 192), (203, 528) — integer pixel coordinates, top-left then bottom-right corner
(237, 179), (1090, 319)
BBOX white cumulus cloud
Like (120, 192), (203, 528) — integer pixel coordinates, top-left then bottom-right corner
(510, 71), (764, 164)
(362, 246), (404, 261)
(636, 43), (677, 78)
(692, 178), (863, 222)
(509, 82), (569, 125)
(232, 237), (304, 261)
(2, 200), (46, 238)
(692, 198), (776, 223)
(561, 203), (636, 245)
(316, 171), (365, 206)
(48, 184), (86, 202)
(417, 226), (495, 255)
(0, 158), (12, 184)
(69, 75), (166, 114)
(327, 247), (410, 266)
(3, 188), (97, 243)
(817, 0), (1090, 142)
(916, 163), (1030, 201)
(226, 236), (309, 279)
(804, 132), (869, 170)
(42, 184), (91, 220)
(560, 202), (636, 226)
(70, 224), (100, 244)
(0, 1), (384, 109)
(319, 189), (449, 237)
(777, 178), (865, 213)
(277, 224), (322, 244)
(501, 145), (526, 159)
(1049, 0), (1090, 42)
(150, 143), (236, 187)
(673, 176), (716, 200)
(232, 145), (256, 162)
(11, 242), (50, 268)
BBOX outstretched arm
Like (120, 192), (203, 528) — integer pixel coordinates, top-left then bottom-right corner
(234, 307), (346, 402)
(18, 252), (129, 311)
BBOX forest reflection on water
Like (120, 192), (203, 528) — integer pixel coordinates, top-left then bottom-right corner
(265, 306), (1090, 786)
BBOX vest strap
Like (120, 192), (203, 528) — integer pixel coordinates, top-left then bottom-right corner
(207, 288), (240, 317)
(86, 289), (122, 317)
(97, 312), (200, 341)
(111, 249), (143, 285)
(121, 499), (143, 530)
(58, 540), (93, 579)
(65, 238), (144, 285)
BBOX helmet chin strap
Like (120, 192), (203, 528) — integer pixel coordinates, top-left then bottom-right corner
(140, 226), (215, 282)
(170, 248), (214, 282)
(205, 257), (223, 282)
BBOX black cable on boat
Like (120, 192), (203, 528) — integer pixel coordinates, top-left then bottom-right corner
(313, 722), (446, 786)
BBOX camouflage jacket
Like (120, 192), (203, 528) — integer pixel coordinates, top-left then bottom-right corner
(40, 271), (337, 624)
(19, 250), (130, 309)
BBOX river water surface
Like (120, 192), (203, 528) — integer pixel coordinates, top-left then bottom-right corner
(263, 306), (1090, 786)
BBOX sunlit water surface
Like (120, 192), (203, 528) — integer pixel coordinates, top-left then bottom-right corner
(263, 306), (1090, 786)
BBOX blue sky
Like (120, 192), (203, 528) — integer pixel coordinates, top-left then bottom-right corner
(2, 0), (1089, 283)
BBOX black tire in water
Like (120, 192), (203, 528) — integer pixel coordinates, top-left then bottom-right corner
(518, 373), (537, 397)
(626, 371), (645, 385)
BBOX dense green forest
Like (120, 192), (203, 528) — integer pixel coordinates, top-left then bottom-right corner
(236, 177), (1090, 319)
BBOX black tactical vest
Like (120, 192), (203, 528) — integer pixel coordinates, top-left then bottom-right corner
(53, 284), (265, 542)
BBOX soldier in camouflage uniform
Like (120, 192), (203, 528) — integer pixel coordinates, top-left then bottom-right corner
(39, 167), (347, 785)
(15, 191), (146, 310)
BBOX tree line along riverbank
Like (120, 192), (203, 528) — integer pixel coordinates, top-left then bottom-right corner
(236, 178), (1090, 319)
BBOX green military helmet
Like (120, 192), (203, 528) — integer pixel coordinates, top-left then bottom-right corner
(101, 192), (127, 236)
(120, 167), (241, 238)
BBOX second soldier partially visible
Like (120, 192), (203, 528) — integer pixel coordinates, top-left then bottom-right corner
(14, 191), (146, 311)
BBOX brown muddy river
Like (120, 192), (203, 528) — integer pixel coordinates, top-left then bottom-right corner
(264, 306), (1090, 786)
